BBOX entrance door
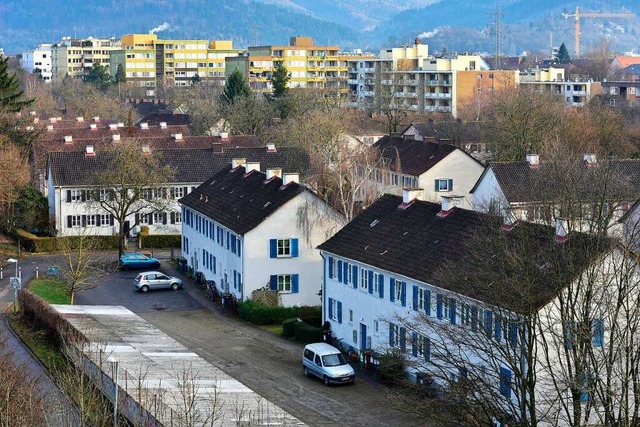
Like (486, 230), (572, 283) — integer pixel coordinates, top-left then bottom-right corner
(360, 323), (367, 350)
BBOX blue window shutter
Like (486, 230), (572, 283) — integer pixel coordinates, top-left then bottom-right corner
(379, 274), (385, 298)
(238, 273), (242, 292)
(352, 266), (358, 289)
(401, 282), (407, 307)
(328, 257), (334, 279)
(424, 338), (431, 362)
(238, 241), (242, 257)
(434, 179), (439, 192)
(484, 310), (493, 338)
(509, 321), (518, 346)
(471, 306), (478, 331)
(337, 301), (343, 324)
(412, 286), (418, 311)
(448, 178), (453, 191)
(328, 298), (333, 320)
(270, 239), (277, 258)
(389, 323), (395, 347)
(291, 274), (299, 293)
(450, 298), (457, 324)
(343, 262), (348, 284)
(412, 331), (418, 356)
(399, 327), (406, 350)
(425, 290), (431, 316)
(337, 260), (343, 282)
(270, 275), (277, 291)
(499, 367), (512, 398)
(213, 256), (216, 274)
(390, 278), (396, 302)
(291, 238), (299, 257)
(593, 319), (604, 347)
(367, 270), (373, 293)
(436, 294), (443, 319)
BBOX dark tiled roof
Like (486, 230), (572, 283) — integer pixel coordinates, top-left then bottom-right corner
(405, 121), (483, 145)
(179, 165), (304, 235)
(47, 146), (309, 187)
(373, 135), (469, 176)
(476, 160), (640, 203)
(140, 113), (191, 126)
(318, 194), (609, 312)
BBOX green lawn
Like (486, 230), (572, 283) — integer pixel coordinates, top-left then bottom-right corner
(10, 319), (67, 373)
(260, 324), (283, 335)
(29, 277), (71, 304)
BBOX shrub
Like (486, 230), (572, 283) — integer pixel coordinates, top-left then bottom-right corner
(140, 234), (181, 248)
(237, 300), (300, 325)
(294, 321), (323, 344)
(378, 350), (406, 383)
(14, 229), (118, 253)
(282, 318), (298, 337)
(298, 306), (322, 327)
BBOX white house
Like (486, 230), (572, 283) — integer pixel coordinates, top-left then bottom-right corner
(318, 189), (632, 426)
(180, 161), (343, 307)
(46, 145), (309, 237)
(369, 135), (485, 209)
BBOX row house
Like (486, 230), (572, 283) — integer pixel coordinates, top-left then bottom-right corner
(318, 190), (626, 425)
(179, 161), (342, 307)
(368, 135), (485, 209)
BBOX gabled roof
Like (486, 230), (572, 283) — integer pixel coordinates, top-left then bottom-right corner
(403, 121), (483, 145)
(471, 160), (640, 203)
(47, 146), (309, 187)
(318, 194), (610, 312)
(374, 135), (480, 176)
(614, 56), (640, 69)
(179, 165), (304, 235)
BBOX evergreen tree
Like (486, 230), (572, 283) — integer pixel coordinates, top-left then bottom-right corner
(85, 63), (112, 90)
(556, 42), (571, 64)
(0, 55), (33, 112)
(114, 64), (126, 84)
(269, 62), (290, 98)
(221, 69), (251, 105)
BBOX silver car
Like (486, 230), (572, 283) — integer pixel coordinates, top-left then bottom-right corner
(134, 271), (183, 292)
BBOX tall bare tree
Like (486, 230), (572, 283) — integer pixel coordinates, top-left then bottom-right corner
(370, 65), (413, 134)
(166, 83), (223, 135)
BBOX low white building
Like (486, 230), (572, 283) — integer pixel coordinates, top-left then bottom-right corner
(180, 161), (343, 307)
(21, 44), (53, 81)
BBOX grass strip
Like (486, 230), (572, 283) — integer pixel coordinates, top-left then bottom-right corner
(29, 277), (71, 304)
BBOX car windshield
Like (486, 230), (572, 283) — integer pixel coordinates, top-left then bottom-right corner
(322, 353), (347, 367)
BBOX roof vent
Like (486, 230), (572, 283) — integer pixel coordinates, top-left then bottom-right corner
(583, 153), (597, 166)
(90, 123), (97, 130)
(266, 168), (282, 180)
(109, 123), (118, 130)
(246, 162), (261, 173)
(76, 116), (84, 122)
(220, 132), (229, 140)
(64, 135), (73, 144)
(26, 126), (34, 131)
(85, 145), (95, 156)
(46, 124), (54, 131)
(56, 116), (62, 121)
(283, 173), (299, 186)
(93, 116), (100, 122)
(266, 143), (276, 152)
(140, 122), (149, 129)
(33, 117), (39, 123)
(112, 134), (121, 142)
(159, 121), (167, 129)
(142, 145), (151, 154)
(49, 117), (57, 123)
(173, 133), (183, 140)
(437, 195), (464, 218)
(29, 111), (36, 116)
(526, 154), (540, 168)
(556, 217), (568, 243)
(232, 158), (246, 169)
(117, 122), (125, 127)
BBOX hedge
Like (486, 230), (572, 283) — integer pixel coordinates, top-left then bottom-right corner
(282, 318), (298, 337)
(140, 234), (181, 248)
(294, 321), (323, 344)
(237, 300), (300, 325)
(15, 229), (119, 253)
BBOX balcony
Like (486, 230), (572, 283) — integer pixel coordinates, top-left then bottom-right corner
(348, 79), (358, 85)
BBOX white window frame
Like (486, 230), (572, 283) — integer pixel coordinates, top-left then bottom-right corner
(153, 212), (164, 224)
(373, 273), (382, 295)
(347, 263), (353, 285)
(442, 297), (450, 319)
(70, 215), (81, 227)
(374, 320), (379, 335)
(437, 179), (450, 192)
(70, 189), (84, 202)
(348, 309), (353, 324)
(277, 238), (292, 257)
(331, 258), (338, 278)
(277, 274), (292, 293)
(392, 324), (400, 347)
(417, 333), (428, 358)
(330, 299), (338, 321)
(86, 215), (97, 227)
(418, 288), (429, 311)
(173, 187), (185, 199)
(460, 303), (471, 326)
(360, 269), (369, 291)
(100, 214), (110, 227)
(395, 281), (403, 304)
(174, 211), (182, 224)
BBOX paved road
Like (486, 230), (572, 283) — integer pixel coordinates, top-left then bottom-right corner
(75, 258), (422, 427)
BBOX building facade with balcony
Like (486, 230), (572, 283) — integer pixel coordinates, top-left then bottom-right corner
(21, 44), (53, 82)
(51, 37), (122, 80)
(518, 67), (600, 108)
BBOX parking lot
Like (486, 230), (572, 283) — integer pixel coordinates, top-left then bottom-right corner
(76, 259), (423, 427)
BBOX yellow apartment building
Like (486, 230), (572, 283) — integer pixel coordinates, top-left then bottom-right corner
(51, 36), (121, 81)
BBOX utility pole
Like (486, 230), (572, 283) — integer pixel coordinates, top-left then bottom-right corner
(490, 5), (505, 70)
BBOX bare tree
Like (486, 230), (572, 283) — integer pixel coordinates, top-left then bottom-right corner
(0, 136), (30, 231)
(370, 65), (413, 134)
(52, 78), (133, 121)
(166, 83), (223, 135)
(221, 95), (276, 137)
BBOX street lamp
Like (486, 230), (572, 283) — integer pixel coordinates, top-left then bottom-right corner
(7, 258), (19, 315)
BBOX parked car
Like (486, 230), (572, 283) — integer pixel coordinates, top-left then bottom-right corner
(134, 271), (183, 292)
(302, 343), (356, 385)
(120, 253), (161, 270)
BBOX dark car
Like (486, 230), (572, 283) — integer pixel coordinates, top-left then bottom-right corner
(120, 253), (161, 270)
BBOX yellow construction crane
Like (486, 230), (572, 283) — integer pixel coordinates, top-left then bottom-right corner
(562, 6), (635, 58)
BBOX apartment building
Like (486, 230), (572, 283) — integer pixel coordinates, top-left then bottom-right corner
(226, 36), (374, 94)
(110, 34), (242, 95)
(519, 67), (601, 107)
(51, 37), (121, 80)
(20, 44), (53, 81)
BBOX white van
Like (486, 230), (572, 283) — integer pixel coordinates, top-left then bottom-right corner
(302, 343), (356, 385)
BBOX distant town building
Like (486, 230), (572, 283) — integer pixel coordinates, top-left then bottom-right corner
(518, 67), (601, 107)
(51, 36), (121, 80)
(20, 44), (53, 81)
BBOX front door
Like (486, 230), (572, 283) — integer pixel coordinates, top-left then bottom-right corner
(360, 323), (367, 350)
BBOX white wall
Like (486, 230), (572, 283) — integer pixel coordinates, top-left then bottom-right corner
(470, 167), (508, 215)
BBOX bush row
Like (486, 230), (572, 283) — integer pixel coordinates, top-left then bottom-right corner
(15, 229), (119, 253)
(237, 300), (321, 326)
(140, 234), (181, 249)
(18, 289), (84, 346)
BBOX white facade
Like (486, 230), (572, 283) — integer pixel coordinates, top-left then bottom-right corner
(21, 44), (53, 81)
(182, 191), (342, 307)
(470, 167), (508, 216)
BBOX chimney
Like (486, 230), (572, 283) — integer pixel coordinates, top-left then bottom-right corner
(555, 217), (568, 243)
(583, 153), (597, 166)
(49, 117), (57, 123)
(140, 122), (149, 129)
(246, 162), (261, 173)
(29, 111), (36, 116)
(283, 173), (299, 186)
(266, 143), (276, 152)
(109, 123), (118, 130)
(117, 122), (125, 127)
(526, 154), (540, 168)
(220, 132), (229, 140)
(46, 124), (54, 131)
(159, 121), (167, 129)
(266, 168), (282, 180)
(112, 134), (121, 142)
(173, 133), (183, 140)
(90, 123), (97, 130)
(33, 117), (39, 123)
(56, 116), (62, 121)
(402, 188), (423, 204)
(93, 116), (100, 122)
(231, 158), (246, 169)
(26, 126), (34, 131)
(141, 145), (151, 155)
(76, 116), (84, 122)
(63, 135), (73, 144)
(85, 145), (95, 156)
(437, 195), (465, 218)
